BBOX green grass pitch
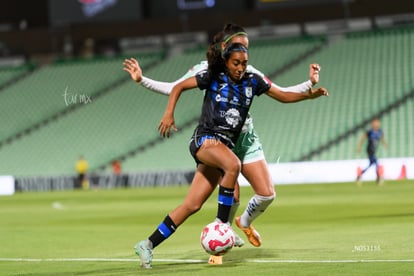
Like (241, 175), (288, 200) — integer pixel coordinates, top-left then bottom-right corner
(1, 180), (413, 275)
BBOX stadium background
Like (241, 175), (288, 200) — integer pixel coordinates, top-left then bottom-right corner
(0, 0), (413, 192)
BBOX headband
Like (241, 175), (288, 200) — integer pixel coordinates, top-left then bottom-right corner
(222, 32), (248, 44)
(222, 43), (248, 60)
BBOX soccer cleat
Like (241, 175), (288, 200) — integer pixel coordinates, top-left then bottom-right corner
(208, 255), (223, 265)
(235, 216), (262, 247)
(135, 240), (153, 269)
(233, 231), (245, 247)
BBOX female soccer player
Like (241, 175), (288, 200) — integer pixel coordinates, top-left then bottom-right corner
(132, 42), (328, 269)
(123, 24), (321, 254)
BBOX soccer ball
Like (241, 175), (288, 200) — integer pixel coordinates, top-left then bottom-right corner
(200, 221), (235, 256)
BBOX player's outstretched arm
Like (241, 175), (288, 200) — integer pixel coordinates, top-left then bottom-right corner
(265, 85), (328, 103)
(263, 63), (321, 93)
(123, 58), (205, 96)
(123, 57), (177, 95)
(158, 77), (198, 138)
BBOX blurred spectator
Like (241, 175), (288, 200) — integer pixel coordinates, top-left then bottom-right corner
(112, 159), (121, 175)
(112, 159), (127, 187)
(80, 38), (95, 59)
(75, 156), (89, 189)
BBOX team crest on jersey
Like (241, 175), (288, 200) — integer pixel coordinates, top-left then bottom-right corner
(245, 87), (252, 98)
(223, 108), (241, 128)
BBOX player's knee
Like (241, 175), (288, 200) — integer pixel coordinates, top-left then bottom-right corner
(262, 185), (275, 197)
(254, 181), (275, 197)
(224, 158), (241, 178)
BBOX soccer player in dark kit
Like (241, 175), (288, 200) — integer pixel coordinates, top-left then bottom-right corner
(123, 23), (324, 265)
(357, 118), (388, 185)
(132, 42), (328, 269)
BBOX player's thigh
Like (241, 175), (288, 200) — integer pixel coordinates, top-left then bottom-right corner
(196, 139), (241, 173)
(241, 159), (274, 196)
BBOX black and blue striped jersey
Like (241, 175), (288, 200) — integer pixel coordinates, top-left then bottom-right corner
(195, 70), (271, 146)
(366, 129), (383, 155)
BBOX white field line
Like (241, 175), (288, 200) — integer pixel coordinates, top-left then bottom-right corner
(1, 258), (414, 263)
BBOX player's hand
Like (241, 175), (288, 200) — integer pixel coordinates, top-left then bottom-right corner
(123, 58), (142, 83)
(310, 63), (321, 85)
(308, 87), (328, 98)
(158, 113), (178, 138)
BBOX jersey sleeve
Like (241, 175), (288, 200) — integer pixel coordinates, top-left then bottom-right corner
(253, 74), (272, 96)
(195, 70), (211, 90)
(139, 61), (208, 95)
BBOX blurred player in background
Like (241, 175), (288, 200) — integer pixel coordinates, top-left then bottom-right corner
(124, 23), (322, 265)
(356, 118), (388, 185)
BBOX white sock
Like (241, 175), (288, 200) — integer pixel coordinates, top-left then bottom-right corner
(240, 193), (276, 227)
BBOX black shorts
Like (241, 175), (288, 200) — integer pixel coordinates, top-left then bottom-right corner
(189, 127), (234, 164)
